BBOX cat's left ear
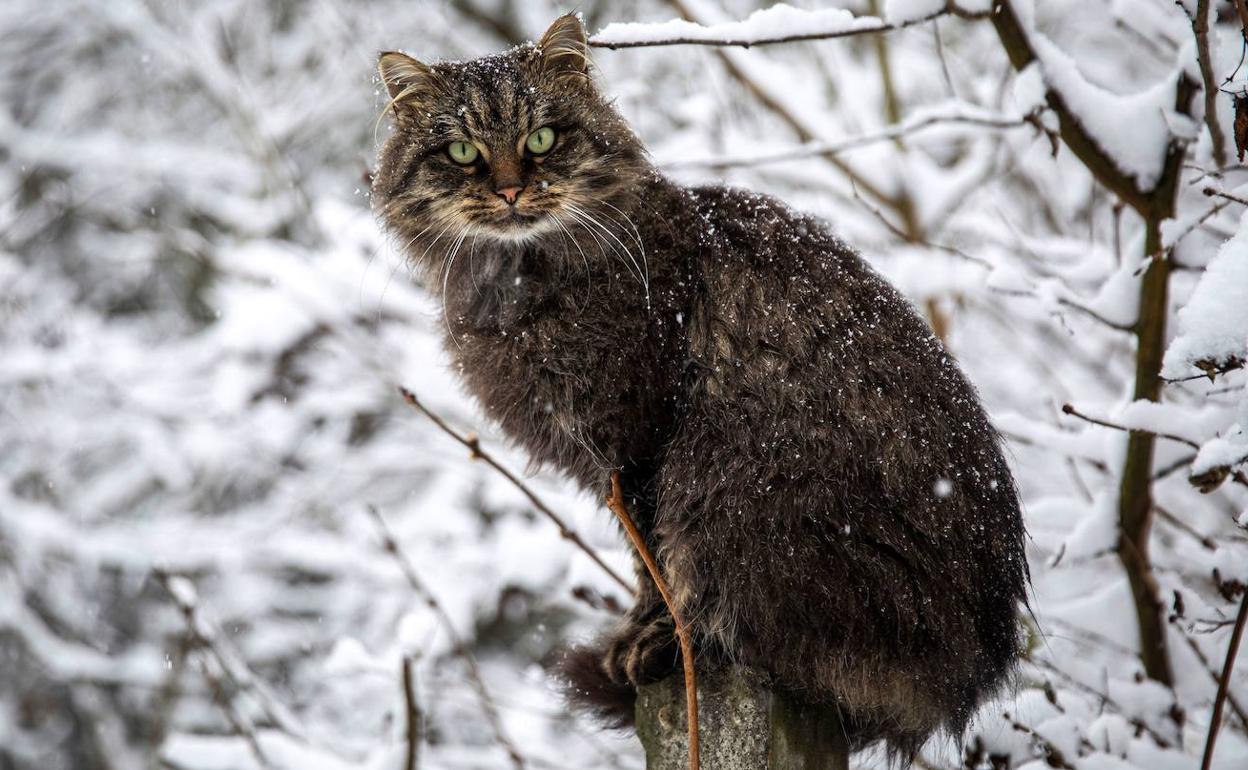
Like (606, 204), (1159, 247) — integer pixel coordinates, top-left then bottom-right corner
(537, 14), (591, 80)
(378, 51), (435, 115)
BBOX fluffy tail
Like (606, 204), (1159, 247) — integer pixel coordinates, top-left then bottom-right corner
(550, 643), (637, 728)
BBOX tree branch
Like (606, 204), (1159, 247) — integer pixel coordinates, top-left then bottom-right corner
(1201, 591), (1248, 770)
(365, 505), (527, 770)
(1060, 403), (1200, 449)
(987, 0), (1197, 216)
(397, 386), (634, 596)
(402, 655), (423, 770)
(605, 471), (700, 770)
(588, 3), (964, 49)
(1193, 0), (1229, 168)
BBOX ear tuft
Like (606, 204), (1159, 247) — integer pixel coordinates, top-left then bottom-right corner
(537, 14), (591, 79)
(378, 51), (431, 105)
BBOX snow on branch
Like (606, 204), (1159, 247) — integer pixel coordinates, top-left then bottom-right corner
(589, 1), (982, 50)
(1163, 211), (1248, 382)
(988, 0), (1197, 214)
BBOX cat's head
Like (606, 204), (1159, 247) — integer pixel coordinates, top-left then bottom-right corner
(372, 14), (648, 255)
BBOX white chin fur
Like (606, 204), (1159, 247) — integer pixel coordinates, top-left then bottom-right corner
(478, 218), (556, 245)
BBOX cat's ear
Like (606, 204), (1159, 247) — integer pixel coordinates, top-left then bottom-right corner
(378, 51), (433, 113)
(537, 14), (591, 80)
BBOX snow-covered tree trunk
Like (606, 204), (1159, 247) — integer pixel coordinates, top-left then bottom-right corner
(636, 668), (849, 770)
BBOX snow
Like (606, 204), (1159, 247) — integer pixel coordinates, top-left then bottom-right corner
(1191, 426), (1247, 477)
(593, 4), (890, 47)
(1029, 33), (1185, 190)
(4, 1), (1247, 770)
(1163, 211), (1248, 379)
(883, 0), (947, 24)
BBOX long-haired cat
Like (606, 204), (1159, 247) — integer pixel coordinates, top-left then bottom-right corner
(372, 14), (1028, 760)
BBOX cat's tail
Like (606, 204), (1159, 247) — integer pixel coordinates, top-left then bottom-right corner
(550, 642), (637, 728)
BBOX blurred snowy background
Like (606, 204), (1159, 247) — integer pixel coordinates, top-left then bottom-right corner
(2, 0), (1247, 768)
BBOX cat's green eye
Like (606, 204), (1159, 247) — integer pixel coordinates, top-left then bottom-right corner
(526, 126), (556, 155)
(448, 141), (480, 164)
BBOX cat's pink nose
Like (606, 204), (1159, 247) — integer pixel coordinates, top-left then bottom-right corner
(496, 186), (523, 205)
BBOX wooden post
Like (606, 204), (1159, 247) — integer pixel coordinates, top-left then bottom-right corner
(636, 667), (850, 770)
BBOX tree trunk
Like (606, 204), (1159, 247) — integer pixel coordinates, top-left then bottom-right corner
(636, 667), (850, 770)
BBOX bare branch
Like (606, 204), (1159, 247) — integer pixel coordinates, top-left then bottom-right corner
(1060, 403), (1200, 449)
(153, 569), (308, 742)
(402, 655), (423, 770)
(605, 471), (700, 770)
(1193, 0), (1229, 168)
(1201, 592), (1248, 770)
(1168, 612), (1248, 733)
(365, 505), (527, 770)
(987, 0), (1198, 216)
(397, 386), (634, 596)
(1001, 710), (1078, 769)
(1203, 185), (1248, 207)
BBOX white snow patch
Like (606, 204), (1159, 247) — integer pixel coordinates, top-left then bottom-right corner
(1030, 34), (1183, 190)
(1163, 211), (1248, 378)
(593, 4), (888, 47)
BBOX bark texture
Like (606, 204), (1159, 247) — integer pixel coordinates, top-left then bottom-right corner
(636, 667), (849, 770)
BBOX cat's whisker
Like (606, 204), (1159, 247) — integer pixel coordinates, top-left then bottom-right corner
(565, 203), (647, 295)
(550, 211), (593, 312)
(440, 224), (473, 349)
(567, 201), (650, 303)
(565, 207), (639, 293)
(595, 200), (650, 306)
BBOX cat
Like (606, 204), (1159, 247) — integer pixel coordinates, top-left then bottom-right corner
(372, 13), (1028, 760)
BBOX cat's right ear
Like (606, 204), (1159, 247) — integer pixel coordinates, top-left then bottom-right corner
(378, 51), (432, 116)
(538, 14), (591, 81)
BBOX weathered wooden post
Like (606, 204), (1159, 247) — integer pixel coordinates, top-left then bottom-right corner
(636, 667), (850, 770)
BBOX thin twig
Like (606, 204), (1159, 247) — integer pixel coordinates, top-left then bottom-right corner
(1193, 0), (1228, 167)
(153, 569), (308, 741)
(365, 505), (527, 770)
(402, 655), (423, 770)
(1201, 591), (1248, 770)
(397, 386), (634, 596)
(605, 471), (700, 770)
(1061, 403), (1200, 449)
(1002, 710), (1077, 769)
(1169, 614), (1248, 732)
(1203, 184), (1248, 208)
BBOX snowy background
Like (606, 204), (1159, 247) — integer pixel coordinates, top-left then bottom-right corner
(2, 0), (1247, 769)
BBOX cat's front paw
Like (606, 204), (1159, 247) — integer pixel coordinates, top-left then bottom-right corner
(601, 614), (681, 687)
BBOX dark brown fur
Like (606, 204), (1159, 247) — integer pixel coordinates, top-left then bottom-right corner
(372, 15), (1027, 759)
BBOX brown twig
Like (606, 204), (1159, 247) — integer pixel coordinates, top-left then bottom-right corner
(1201, 591), (1248, 770)
(1193, 0), (1228, 168)
(365, 505), (526, 770)
(1168, 613), (1248, 732)
(1002, 710), (1077, 769)
(1202, 185), (1248, 207)
(605, 471), (700, 770)
(1061, 404), (1200, 449)
(153, 569), (307, 741)
(397, 386), (634, 596)
(402, 655), (423, 770)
